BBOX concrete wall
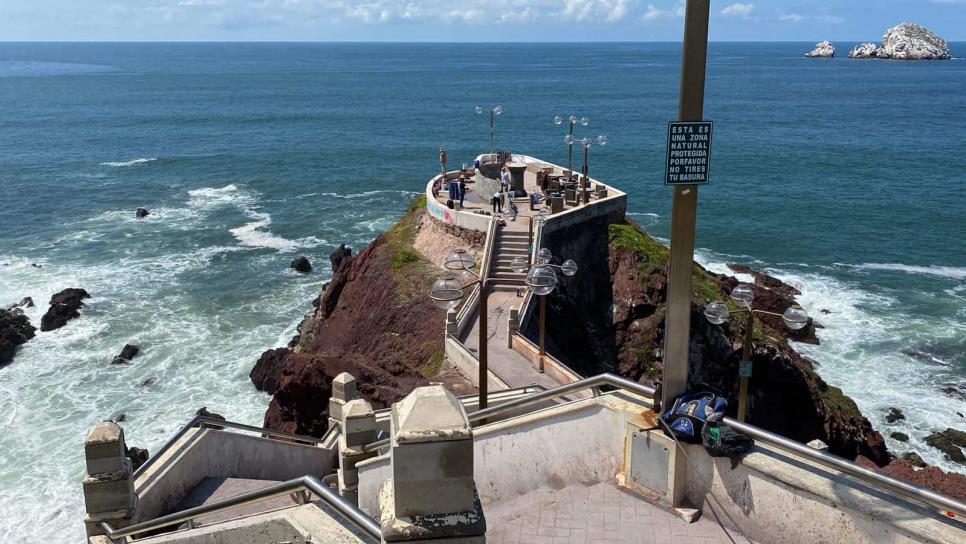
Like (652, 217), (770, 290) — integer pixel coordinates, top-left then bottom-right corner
(425, 173), (492, 232)
(135, 429), (337, 521)
(684, 442), (965, 544)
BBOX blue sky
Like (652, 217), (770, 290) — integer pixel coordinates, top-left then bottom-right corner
(1, 1), (964, 42)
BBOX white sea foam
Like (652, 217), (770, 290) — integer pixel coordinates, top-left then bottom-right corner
(693, 248), (966, 474)
(99, 157), (157, 167)
(229, 212), (298, 251)
(853, 263), (966, 281)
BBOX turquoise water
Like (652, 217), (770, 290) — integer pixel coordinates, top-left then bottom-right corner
(0, 42), (964, 540)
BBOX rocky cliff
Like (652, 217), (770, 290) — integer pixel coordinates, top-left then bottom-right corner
(250, 197), (473, 436)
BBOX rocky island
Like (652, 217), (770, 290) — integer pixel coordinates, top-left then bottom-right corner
(805, 41), (835, 58)
(849, 22), (950, 60)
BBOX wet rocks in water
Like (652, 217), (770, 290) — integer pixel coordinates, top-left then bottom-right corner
(805, 41), (835, 58)
(290, 256), (312, 273)
(1, 309), (37, 367)
(140, 377), (156, 387)
(329, 243), (352, 272)
(885, 407), (905, 423)
(5, 297), (34, 311)
(196, 406), (226, 429)
(900, 451), (926, 468)
(40, 288), (90, 332)
(126, 446), (149, 472)
(250, 347), (290, 395)
(135, 208), (150, 219)
(925, 429), (966, 465)
(111, 344), (140, 365)
(890, 431), (909, 442)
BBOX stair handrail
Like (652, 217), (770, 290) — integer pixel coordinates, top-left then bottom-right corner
(462, 372), (966, 521)
(133, 416), (330, 479)
(100, 474), (381, 541)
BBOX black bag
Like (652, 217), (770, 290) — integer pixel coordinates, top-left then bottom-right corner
(702, 422), (754, 460)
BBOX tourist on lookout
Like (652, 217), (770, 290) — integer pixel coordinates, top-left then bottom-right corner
(458, 176), (467, 209)
(439, 147), (447, 175)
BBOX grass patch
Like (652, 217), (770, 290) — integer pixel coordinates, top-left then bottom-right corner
(391, 249), (420, 270)
(420, 347), (445, 378)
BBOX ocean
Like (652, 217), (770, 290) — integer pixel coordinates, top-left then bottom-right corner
(0, 42), (964, 541)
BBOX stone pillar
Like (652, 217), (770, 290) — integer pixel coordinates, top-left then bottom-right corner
(328, 372), (359, 432)
(507, 308), (519, 349)
(339, 399), (378, 505)
(445, 309), (459, 337)
(82, 421), (137, 540)
(379, 385), (486, 543)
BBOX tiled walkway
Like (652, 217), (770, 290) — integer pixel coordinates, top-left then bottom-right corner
(485, 481), (749, 544)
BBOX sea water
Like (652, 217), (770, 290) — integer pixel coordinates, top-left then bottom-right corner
(0, 42), (963, 541)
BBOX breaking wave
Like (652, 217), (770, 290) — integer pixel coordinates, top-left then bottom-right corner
(852, 263), (966, 281)
(229, 213), (299, 251)
(99, 157), (158, 167)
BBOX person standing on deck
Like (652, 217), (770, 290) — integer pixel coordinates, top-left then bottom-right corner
(500, 164), (511, 210)
(458, 176), (466, 209)
(439, 147), (447, 175)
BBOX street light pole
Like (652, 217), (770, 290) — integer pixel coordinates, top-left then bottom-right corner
(489, 110), (495, 154)
(662, 0), (711, 412)
(476, 105), (503, 154)
(738, 309), (754, 421)
(567, 120), (575, 176)
(539, 295), (546, 373)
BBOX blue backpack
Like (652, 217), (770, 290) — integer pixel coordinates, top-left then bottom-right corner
(661, 388), (728, 443)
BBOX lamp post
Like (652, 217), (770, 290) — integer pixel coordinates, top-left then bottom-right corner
(554, 114), (589, 178)
(509, 249), (577, 373)
(429, 247), (576, 409)
(579, 135), (608, 193)
(475, 105), (503, 154)
(703, 284), (809, 422)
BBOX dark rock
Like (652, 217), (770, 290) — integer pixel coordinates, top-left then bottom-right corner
(0, 309), (37, 367)
(196, 406), (226, 429)
(890, 432), (909, 442)
(820, 309), (831, 315)
(112, 413), (127, 422)
(329, 243), (352, 273)
(880, 458), (966, 500)
(40, 288), (90, 332)
(126, 447), (149, 472)
(886, 407), (905, 423)
(5, 297), (34, 310)
(112, 344), (140, 364)
(31, 263), (41, 268)
(900, 452), (927, 468)
(925, 429), (966, 465)
(135, 208), (150, 219)
(941, 386), (965, 400)
(251, 348), (290, 395)
(290, 256), (312, 273)
(140, 377), (156, 387)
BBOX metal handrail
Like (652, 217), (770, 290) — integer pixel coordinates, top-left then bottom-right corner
(360, 383), (549, 453)
(133, 416), (329, 479)
(100, 475), (381, 541)
(460, 372), (966, 519)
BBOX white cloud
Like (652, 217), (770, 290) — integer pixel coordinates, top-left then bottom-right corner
(641, 1), (684, 21)
(778, 13), (802, 23)
(720, 2), (754, 18)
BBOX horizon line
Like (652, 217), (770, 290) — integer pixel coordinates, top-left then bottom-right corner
(2, 39), (965, 44)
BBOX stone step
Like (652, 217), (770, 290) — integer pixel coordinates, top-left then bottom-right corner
(174, 477), (298, 528)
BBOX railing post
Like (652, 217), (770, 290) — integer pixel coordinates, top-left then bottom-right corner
(82, 421), (137, 540)
(378, 385), (486, 542)
(339, 399), (378, 505)
(507, 307), (519, 349)
(446, 309), (459, 337)
(329, 372), (359, 432)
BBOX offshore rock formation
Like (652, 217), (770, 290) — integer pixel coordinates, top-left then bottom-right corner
(40, 288), (90, 331)
(0, 308), (36, 367)
(250, 199), (472, 436)
(805, 41), (835, 58)
(850, 23), (950, 60)
(849, 42), (879, 59)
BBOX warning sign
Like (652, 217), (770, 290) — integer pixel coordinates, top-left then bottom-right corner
(664, 121), (713, 185)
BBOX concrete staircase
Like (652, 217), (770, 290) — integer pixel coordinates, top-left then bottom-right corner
(488, 227), (530, 287)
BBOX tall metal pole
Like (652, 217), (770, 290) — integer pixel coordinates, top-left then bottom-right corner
(566, 121), (575, 177)
(738, 310), (754, 422)
(661, 0), (711, 411)
(539, 295), (547, 373)
(479, 286), (489, 410)
(489, 110), (495, 154)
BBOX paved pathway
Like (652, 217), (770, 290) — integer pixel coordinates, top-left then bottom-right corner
(485, 481), (750, 544)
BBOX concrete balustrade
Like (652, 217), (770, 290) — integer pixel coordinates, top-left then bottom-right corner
(378, 385), (486, 543)
(82, 421), (137, 538)
(329, 372), (360, 431)
(339, 398), (378, 505)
